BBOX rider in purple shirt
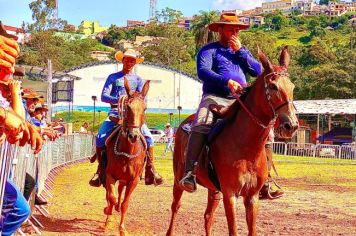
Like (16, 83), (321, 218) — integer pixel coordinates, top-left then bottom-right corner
(179, 13), (262, 193)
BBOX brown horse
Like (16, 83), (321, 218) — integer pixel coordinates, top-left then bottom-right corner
(167, 46), (298, 236)
(104, 77), (149, 235)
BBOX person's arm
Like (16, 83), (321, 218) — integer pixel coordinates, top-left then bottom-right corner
(9, 80), (25, 118)
(197, 46), (230, 87)
(235, 47), (262, 77)
(101, 74), (118, 104)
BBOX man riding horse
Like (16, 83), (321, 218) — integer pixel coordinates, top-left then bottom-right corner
(179, 12), (283, 199)
(89, 49), (163, 187)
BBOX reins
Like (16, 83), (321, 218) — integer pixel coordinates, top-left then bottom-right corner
(234, 71), (293, 129)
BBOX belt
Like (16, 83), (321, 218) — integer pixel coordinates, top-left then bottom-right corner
(110, 104), (117, 108)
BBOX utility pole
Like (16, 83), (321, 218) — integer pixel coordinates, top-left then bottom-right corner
(149, 0), (157, 20)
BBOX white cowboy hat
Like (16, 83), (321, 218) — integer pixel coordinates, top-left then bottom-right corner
(115, 49), (144, 64)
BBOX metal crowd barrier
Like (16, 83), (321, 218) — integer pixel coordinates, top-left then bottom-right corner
(0, 134), (94, 234)
(272, 142), (356, 160)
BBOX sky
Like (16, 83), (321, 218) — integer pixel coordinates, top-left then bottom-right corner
(0, 0), (268, 28)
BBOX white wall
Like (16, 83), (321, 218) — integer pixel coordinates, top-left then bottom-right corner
(68, 62), (202, 111)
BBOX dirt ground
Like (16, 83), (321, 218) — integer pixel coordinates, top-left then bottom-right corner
(35, 161), (356, 236)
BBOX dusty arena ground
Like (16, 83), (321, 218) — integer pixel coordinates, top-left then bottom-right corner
(35, 145), (356, 236)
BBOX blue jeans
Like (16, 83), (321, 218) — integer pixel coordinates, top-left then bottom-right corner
(96, 117), (154, 148)
(1, 180), (30, 236)
(164, 138), (174, 154)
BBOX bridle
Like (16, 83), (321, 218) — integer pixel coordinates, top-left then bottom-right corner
(234, 70), (295, 129)
(119, 95), (144, 129)
(114, 94), (146, 159)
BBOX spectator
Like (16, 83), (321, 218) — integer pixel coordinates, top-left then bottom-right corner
(80, 122), (89, 134)
(0, 33), (31, 236)
(163, 123), (174, 156)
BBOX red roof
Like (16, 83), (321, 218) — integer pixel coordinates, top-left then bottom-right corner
(4, 25), (24, 33)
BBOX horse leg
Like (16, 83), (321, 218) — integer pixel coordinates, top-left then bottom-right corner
(166, 183), (184, 236)
(204, 190), (222, 236)
(223, 193), (238, 236)
(104, 174), (117, 216)
(243, 195), (259, 236)
(119, 178), (139, 236)
(115, 181), (125, 213)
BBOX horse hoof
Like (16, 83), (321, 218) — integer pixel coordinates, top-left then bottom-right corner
(104, 207), (113, 215)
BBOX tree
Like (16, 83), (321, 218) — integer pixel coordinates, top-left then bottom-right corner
(264, 12), (289, 31)
(141, 25), (195, 74)
(28, 0), (66, 31)
(304, 65), (354, 99)
(190, 10), (219, 51)
(155, 7), (183, 24)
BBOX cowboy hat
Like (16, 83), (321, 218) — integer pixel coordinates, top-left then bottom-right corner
(22, 88), (41, 99)
(115, 49), (144, 64)
(208, 13), (250, 32)
(166, 123), (171, 127)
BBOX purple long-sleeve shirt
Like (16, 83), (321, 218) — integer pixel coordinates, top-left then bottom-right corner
(197, 42), (262, 97)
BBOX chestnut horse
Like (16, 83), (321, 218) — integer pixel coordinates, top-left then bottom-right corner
(167, 46), (298, 236)
(104, 78), (149, 235)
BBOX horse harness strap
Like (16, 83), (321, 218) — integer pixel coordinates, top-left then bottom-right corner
(113, 128), (147, 159)
(233, 70), (293, 129)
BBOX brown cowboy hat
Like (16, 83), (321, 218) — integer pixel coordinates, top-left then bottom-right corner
(208, 13), (250, 32)
(22, 88), (41, 99)
(115, 49), (144, 64)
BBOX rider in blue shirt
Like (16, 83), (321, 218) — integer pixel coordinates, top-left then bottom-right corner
(89, 49), (163, 187)
(179, 13), (262, 193)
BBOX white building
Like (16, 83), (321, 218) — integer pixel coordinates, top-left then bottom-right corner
(66, 61), (202, 113)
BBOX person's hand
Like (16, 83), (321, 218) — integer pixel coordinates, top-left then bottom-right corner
(8, 79), (21, 97)
(1, 108), (27, 144)
(0, 35), (20, 75)
(227, 79), (243, 94)
(42, 128), (58, 141)
(229, 35), (242, 52)
(27, 122), (43, 154)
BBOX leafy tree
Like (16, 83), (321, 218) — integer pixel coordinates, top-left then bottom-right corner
(141, 25), (195, 73)
(28, 0), (66, 31)
(155, 7), (183, 24)
(298, 43), (336, 66)
(18, 31), (101, 70)
(305, 65), (354, 99)
(190, 10), (219, 51)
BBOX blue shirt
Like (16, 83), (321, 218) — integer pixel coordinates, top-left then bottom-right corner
(197, 42), (262, 97)
(101, 71), (144, 105)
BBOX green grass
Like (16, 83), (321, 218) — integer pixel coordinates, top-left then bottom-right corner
(153, 145), (356, 189)
(54, 111), (191, 133)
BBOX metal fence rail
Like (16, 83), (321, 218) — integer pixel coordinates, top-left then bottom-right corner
(273, 142), (356, 160)
(0, 134), (94, 222)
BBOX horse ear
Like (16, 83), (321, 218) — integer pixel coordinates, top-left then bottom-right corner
(257, 46), (273, 72)
(124, 77), (132, 97)
(279, 45), (290, 68)
(141, 80), (150, 98)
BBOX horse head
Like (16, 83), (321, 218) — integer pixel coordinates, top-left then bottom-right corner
(258, 46), (299, 138)
(122, 77), (150, 142)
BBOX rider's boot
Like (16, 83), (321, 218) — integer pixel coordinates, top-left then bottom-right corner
(179, 131), (207, 193)
(259, 144), (284, 200)
(89, 146), (106, 187)
(145, 147), (164, 186)
(259, 181), (284, 200)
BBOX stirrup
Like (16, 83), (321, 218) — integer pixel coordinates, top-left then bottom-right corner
(179, 171), (197, 193)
